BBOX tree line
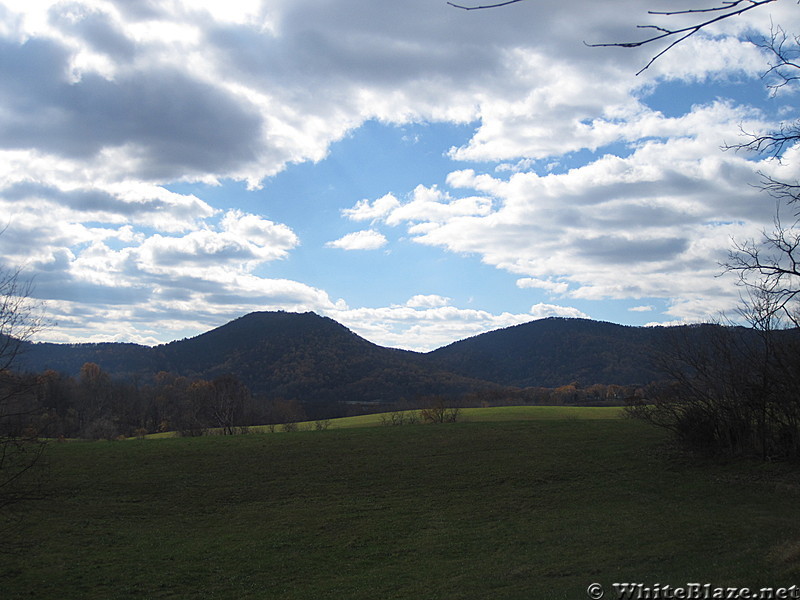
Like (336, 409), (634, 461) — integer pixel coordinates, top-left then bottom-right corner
(0, 360), (647, 440)
(1, 364), (310, 440)
(628, 316), (800, 460)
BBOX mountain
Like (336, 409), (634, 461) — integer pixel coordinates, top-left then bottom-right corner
(15, 311), (503, 404)
(14, 340), (162, 379)
(156, 311), (500, 401)
(428, 317), (668, 387)
(13, 311), (755, 403)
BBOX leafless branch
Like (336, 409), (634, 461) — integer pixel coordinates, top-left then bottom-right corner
(447, 0), (525, 9)
(725, 213), (800, 326)
(755, 22), (800, 93)
(587, 0), (780, 75)
(759, 174), (800, 205)
(448, 0), (782, 74)
(729, 125), (800, 158)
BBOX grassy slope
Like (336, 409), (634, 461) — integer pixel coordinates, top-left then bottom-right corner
(144, 406), (624, 438)
(324, 406), (625, 429)
(3, 414), (800, 599)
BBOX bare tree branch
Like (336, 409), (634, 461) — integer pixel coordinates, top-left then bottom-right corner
(760, 174), (800, 205)
(725, 213), (800, 327)
(726, 123), (800, 158)
(748, 22), (800, 94)
(449, 0), (783, 73)
(447, 0), (525, 9)
(587, 0), (780, 75)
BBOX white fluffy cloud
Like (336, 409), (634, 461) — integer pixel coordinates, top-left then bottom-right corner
(5, 0), (773, 189)
(326, 229), (387, 251)
(629, 305), (654, 313)
(405, 295), (451, 308)
(331, 305), (538, 352)
(529, 303), (590, 320)
(0, 0), (795, 349)
(343, 194), (401, 223)
(516, 278), (569, 295)
(344, 100), (780, 323)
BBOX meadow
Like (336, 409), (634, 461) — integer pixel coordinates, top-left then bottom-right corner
(2, 407), (799, 599)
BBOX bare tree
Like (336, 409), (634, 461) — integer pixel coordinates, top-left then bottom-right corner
(0, 264), (47, 529)
(0, 266), (42, 371)
(726, 215), (800, 326)
(419, 395), (461, 424)
(207, 375), (250, 435)
(628, 294), (800, 459)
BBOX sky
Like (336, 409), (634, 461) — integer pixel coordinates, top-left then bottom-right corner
(2, 0), (800, 352)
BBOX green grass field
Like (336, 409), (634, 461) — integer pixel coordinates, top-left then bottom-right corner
(239, 406), (623, 438)
(2, 408), (799, 599)
(145, 406), (624, 437)
(318, 405), (625, 429)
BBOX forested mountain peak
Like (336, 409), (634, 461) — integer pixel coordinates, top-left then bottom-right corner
(165, 311), (358, 347)
(428, 317), (663, 387)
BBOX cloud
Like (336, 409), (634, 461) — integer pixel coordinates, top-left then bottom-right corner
(0, 38), (265, 181)
(405, 294), (451, 308)
(328, 300), (592, 352)
(356, 104), (777, 323)
(330, 305), (535, 352)
(342, 184), (494, 227)
(326, 229), (387, 250)
(0, 0), (793, 351)
(10, 0), (767, 189)
(629, 305), (654, 313)
(342, 193), (401, 223)
(529, 303), (590, 320)
(0, 178), (215, 233)
(0, 204), (312, 345)
(36, 272), (345, 345)
(516, 277), (569, 295)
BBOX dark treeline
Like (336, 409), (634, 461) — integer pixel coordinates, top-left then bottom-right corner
(627, 325), (800, 461)
(0, 361), (640, 440)
(2, 363), (312, 440)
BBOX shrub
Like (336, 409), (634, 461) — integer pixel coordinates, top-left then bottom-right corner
(419, 396), (460, 424)
(628, 324), (800, 460)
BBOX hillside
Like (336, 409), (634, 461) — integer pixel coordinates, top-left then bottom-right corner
(13, 311), (756, 402)
(15, 311), (503, 404)
(157, 311), (499, 401)
(427, 317), (666, 387)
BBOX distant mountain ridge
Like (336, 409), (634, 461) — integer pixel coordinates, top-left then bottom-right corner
(13, 311), (733, 403)
(427, 317), (669, 388)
